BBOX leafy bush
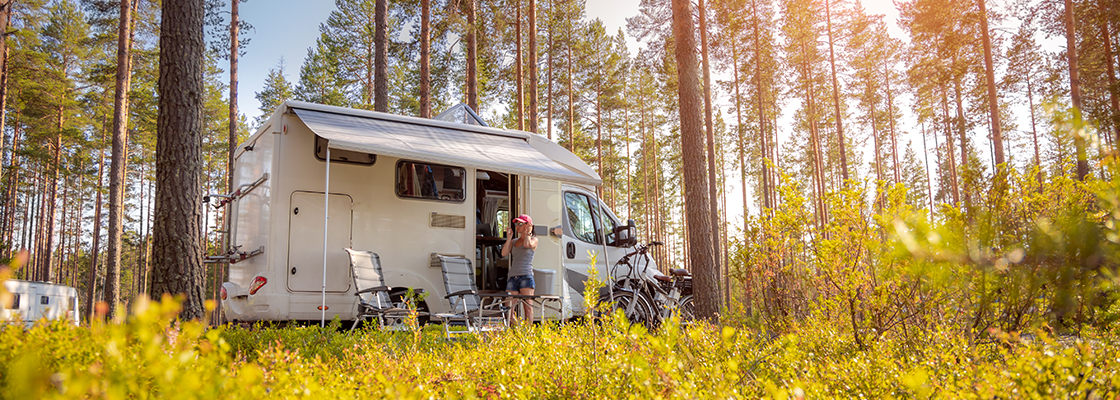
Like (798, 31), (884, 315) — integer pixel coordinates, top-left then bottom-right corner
(0, 296), (1118, 398)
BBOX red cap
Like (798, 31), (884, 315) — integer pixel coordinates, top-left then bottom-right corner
(513, 214), (533, 225)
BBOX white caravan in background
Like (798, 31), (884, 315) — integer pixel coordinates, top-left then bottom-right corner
(1, 280), (80, 327)
(215, 101), (655, 324)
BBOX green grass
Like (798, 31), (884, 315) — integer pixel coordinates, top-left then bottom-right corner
(1, 297), (1118, 399)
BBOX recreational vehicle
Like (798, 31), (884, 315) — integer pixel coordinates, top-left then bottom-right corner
(216, 101), (655, 324)
(1, 280), (80, 327)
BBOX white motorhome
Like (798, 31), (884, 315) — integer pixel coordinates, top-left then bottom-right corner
(217, 101), (652, 324)
(1, 280), (80, 327)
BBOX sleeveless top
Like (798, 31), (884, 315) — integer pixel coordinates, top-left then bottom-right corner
(508, 239), (535, 277)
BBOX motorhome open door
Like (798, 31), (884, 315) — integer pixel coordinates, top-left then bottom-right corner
(525, 177), (566, 319)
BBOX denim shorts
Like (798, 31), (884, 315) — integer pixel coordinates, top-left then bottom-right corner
(506, 274), (535, 291)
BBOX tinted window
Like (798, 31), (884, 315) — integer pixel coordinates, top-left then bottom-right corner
(6, 294), (17, 309)
(396, 161), (466, 202)
(565, 192), (599, 244)
(41, 296), (49, 305)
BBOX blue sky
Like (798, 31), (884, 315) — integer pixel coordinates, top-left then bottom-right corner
(231, 0), (641, 122)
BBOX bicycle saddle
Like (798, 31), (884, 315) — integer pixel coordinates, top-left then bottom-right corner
(654, 274), (672, 282)
(671, 268), (691, 277)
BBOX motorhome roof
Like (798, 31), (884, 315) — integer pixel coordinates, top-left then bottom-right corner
(280, 101), (602, 186)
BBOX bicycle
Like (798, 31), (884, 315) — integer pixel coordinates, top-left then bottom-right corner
(600, 241), (695, 329)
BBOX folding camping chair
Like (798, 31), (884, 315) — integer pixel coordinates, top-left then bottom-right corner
(345, 248), (421, 331)
(434, 254), (509, 338)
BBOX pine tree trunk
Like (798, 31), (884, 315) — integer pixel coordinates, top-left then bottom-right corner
(978, 0), (1004, 168)
(516, 0), (525, 130)
(375, 0), (389, 112)
(465, 0), (479, 113)
(420, 0), (431, 118)
(940, 85), (959, 205)
(671, 0), (717, 321)
(751, 0), (771, 215)
(731, 42), (748, 229)
(528, 0), (539, 133)
(920, 121), (934, 213)
(1066, 0), (1087, 180)
(953, 75), (970, 210)
(2, 119), (21, 258)
(228, 0), (238, 192)
(1100, 5), (1119, 145)
(106, 0), (134, 318)
(1027, 74), (1042, 187)
(825, 0), (849, 184)
(85, 128), (106, 320)
(566, 0), (574, 152)
(42, 106), (64, 282)
(547, 0), (553, 140)
(886, 66), (901, 184)
(698, 0), (721, 305)
(0, 3), (10, 185)
(223, 0), (239, 319)
(151, 0), (207, 320)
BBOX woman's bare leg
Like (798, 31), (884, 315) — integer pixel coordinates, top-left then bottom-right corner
(519, 288), (535, 323)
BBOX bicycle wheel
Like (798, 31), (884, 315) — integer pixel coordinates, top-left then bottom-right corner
(677, 295), (696, 323)
(596, 290), (657, 330)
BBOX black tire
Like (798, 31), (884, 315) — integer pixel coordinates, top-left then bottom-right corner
(596, 290), (657, 330)
(678, 295), (696, 324)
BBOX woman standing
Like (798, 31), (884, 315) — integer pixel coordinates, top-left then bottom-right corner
(502, 214), (537, 324)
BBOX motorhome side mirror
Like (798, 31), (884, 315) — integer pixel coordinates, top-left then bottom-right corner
(627, 219), (636, 228)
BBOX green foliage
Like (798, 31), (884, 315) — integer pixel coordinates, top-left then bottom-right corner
(1, 295), (1118, 398)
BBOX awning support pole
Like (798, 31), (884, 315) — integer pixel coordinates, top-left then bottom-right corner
(321, 146), (331, 327)
(596, 193), (612, 305)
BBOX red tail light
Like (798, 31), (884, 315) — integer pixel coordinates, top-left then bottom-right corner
(248, 276), (268, 295)
(220, 287), (227, 300)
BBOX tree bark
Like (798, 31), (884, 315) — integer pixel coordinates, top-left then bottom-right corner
(420, 0), (431, 118)
(566, 0), (574, 151)
(546, 0), (553, 140)
(1065, 0), (1088, 180)
(42, 105), (63, 282)
(886, 65), (900, 184)
(1027, 73), (1042, 187)
(953, 74), (970, 210)
(85, 126), (106, 321)
(940, 84), (959, 205)
(751, 0), (770, 215)
(374, 0), (389, 112)
(151, 0), (207, 320)
(0, 2), (11, 185)
(1100, 3), (1119, 146)
(465, 0), (479, 113)
(670, 0), (717, 321)
(978, 0), (1004, 169)
(106, 0), (134, 319)
(516, 0), (525, 130)
(528, 0), (539, 133)
(825, 0), (849, 185)
(229, 0), (238, 191)
(698, 0), (721, 306)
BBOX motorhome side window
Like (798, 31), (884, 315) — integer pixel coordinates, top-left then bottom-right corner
(395, 161), (466, 202)
(598, 201), (620, 245)
(315, 135), (376, 164)
(564, 192), (600, 244)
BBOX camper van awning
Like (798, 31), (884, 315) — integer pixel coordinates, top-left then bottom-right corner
(291, 106), (602, 186)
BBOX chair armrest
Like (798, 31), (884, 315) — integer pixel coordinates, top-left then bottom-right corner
(445, 289), (477, 299)
(355, 286), (391, 295)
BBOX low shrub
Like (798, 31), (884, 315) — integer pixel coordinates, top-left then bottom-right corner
(0, 296), (1118, 399)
